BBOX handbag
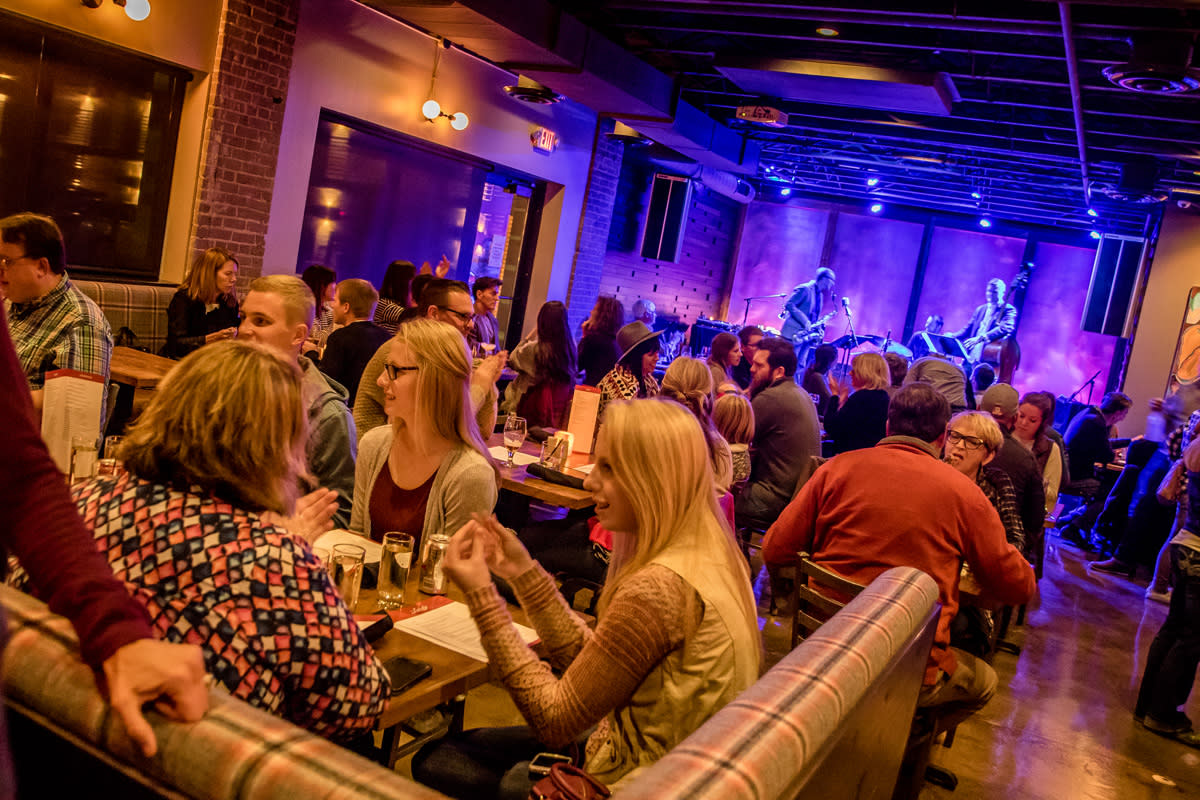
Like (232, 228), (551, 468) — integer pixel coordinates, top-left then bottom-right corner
(529, 763), (611, 800)
(1157, 458), (1186, 505)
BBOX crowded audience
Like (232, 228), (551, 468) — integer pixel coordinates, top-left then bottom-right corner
(502, 300), (577, 429)
(318, 278), (392, 404)
(824, 351), (890, 454)
(577, 295), (624, 386)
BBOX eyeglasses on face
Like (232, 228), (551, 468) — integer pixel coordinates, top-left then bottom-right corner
(438, 306), (474, 324)
(945, 429), (986, 451)
(0, 255), (35, 270)
(383, 362), (419, 381)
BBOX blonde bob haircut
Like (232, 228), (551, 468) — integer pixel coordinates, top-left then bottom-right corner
(948, 410), (1004, 454)
(120, 340), (309, 514)
(713, 392), (755, 446)
(390, 318), (496, 475)
(248, 274), (316, 328)
(596, 399), (759, 660)
(181, 247), (238, 305)
(851, 352), (891, 391)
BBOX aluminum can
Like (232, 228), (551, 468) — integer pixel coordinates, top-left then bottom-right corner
(419, 532), (451, 595)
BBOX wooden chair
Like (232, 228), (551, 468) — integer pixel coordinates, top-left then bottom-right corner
(788, 554), (867, 649)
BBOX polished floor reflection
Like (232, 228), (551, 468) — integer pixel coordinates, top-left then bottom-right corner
(919, 539), (1200, 799)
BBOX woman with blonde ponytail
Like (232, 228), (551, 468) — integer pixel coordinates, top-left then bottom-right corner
(415, 399), (760, 798)
(661, 356), (734, 493)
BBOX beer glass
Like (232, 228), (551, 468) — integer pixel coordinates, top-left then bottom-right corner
(378, 532), (415, 610)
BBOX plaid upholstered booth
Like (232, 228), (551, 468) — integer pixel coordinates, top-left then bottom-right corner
(73, 279), (178, 356)
(2, 569), (937, 800)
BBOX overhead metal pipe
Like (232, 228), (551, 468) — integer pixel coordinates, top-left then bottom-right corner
(1058, 2), (1092, 194)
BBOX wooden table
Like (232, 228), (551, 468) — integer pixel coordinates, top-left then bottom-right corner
(496, 442), (594, 510)
(354, 571), (532, 766)
(109, 346), (175, 388)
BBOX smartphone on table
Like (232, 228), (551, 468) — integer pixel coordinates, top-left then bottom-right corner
(383, 656), (433, 695)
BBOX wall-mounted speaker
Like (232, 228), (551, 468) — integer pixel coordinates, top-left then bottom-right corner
(1082, 234), (1147, 337)
(640, 173), (692, 262)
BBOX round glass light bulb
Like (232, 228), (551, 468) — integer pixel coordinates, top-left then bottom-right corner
(124, 0), (151, 21)
(421, 99), (441, 120)
(450, 111), (469, 131)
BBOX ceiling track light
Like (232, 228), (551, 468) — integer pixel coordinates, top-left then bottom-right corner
(420, 38), (469, 131)
(81, 0), (151, 21)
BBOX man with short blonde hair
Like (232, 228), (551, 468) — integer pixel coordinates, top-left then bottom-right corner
(240, 275), (356, 526)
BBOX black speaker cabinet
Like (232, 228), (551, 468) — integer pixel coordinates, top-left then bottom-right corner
(1082, 234), (1147, 337)
(640, 173), (692, 262)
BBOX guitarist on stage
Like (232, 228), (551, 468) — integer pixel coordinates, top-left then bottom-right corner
(780, 267), (837, 368)
(952, 278), (1017, 365)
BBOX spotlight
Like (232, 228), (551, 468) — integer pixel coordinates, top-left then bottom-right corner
(1087, 208), (1099, 217)
(779, 187), (792, 198)
(978, 217), (992, 228)
(121, 0), (151, 20)
(450, 111), (469, 131)
(816, 27), (839, 37)
(866, 176), (880, 187)
(869, 202), (884, 214)
(970, 191), (982, 200)
(1090, 230), (1102, 240)
(421, 99), (441, 120)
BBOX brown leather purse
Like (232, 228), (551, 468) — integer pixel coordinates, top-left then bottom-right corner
(529, 764), (610, 800)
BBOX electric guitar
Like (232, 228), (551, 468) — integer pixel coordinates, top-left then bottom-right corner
(780, 310), (837, 346)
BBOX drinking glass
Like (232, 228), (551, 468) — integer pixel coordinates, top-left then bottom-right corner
(378, 532), (415, 610)
(68, 436), (98, 484)
(97, 435), (125, 478)
(503, 416), (527, 467)
(330, 543), (365, 613)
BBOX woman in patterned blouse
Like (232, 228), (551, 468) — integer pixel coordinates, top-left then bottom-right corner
(596, 321), (662, 427)
(72, 340), (390, 740)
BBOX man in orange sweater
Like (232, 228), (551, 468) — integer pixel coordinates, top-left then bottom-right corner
(763, 383), (1037, 730)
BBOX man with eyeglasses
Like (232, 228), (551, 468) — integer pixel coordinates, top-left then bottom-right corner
(762, 383), (1036, 734)
(0, 213), (112, 420)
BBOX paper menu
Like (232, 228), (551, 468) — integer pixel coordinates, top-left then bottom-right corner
(313, 529), (382, 562)
(40, 369), (105, 474)
(393, 600), (539, 663)
(488, 445), (539, 466)
(565, 384), (602, 453)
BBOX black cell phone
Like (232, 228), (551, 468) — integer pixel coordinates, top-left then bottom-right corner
(383, 656), (433, 696)
(528, 752), (572, 778)
(360, 615), (394, 644)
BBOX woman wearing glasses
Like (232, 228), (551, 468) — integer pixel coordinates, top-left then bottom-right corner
(350, 319), (498, 552)
(943, 411), (1025, 551)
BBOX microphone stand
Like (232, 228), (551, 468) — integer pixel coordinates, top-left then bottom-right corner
(1068, 368), (1103, 406)
(741, 293), (789, 326)
(838, 298), (858, 375)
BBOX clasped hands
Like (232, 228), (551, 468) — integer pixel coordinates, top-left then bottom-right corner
(444, 514), (534, 592)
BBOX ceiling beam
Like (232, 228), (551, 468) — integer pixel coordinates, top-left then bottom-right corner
(1058, 1), (1091, 195)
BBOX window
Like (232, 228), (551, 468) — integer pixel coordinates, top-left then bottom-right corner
(0, 12), (187, 279)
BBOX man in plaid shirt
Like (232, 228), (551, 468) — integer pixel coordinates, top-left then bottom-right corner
(0, 213), (111, 417)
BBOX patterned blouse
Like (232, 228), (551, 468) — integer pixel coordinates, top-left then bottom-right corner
(596, 363), (660, 423)
(72, 474), (390, 740)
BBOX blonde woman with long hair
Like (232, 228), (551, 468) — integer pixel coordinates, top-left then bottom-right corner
(350, 318), (497, 551)
(415, 399), (760, 798)
(72, 340), (389, 739)
(164, 246), (240, 358)
(661, 355), (734, 493)
(825, 351), (892, 454)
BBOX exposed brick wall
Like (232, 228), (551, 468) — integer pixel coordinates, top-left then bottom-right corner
(599, 159), (743, 326)
(566, 129), (625, 334)
(189, 0), (299, 283)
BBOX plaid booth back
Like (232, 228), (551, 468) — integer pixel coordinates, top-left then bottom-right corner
(73, 280), (177, 356)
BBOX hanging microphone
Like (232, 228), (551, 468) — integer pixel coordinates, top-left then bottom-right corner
(841, 295), (852, 317)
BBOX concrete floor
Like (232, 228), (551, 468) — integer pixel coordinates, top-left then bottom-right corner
(407, 536), (1200, 798)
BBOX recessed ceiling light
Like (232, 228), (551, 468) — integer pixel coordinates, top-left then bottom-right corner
(816, 27), (839, 37)
(869, 202), (884, 214)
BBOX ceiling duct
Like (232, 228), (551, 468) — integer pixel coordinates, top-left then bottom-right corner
(648, 158), (756, 204)
(1102, 33), (1200, 94)
(1089, 160), (1169, 204)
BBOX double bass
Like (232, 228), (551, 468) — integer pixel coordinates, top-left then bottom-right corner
(979, 262), (1033, 384)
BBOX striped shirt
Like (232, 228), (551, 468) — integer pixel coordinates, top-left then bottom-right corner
(4, 274), (112, 389)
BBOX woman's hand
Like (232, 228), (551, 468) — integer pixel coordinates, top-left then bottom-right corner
(205, 327), (237, 344)
(477, 514), (534, 580)
(444, 520), (494, 592)
(828, 374), (849, 404)
(262, 488), (339, 545)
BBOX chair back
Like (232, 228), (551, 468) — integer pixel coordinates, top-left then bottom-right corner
(791, 554), (867, 649)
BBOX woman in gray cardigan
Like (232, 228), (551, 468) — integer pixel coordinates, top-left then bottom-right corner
(349, 320), (497, 550)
